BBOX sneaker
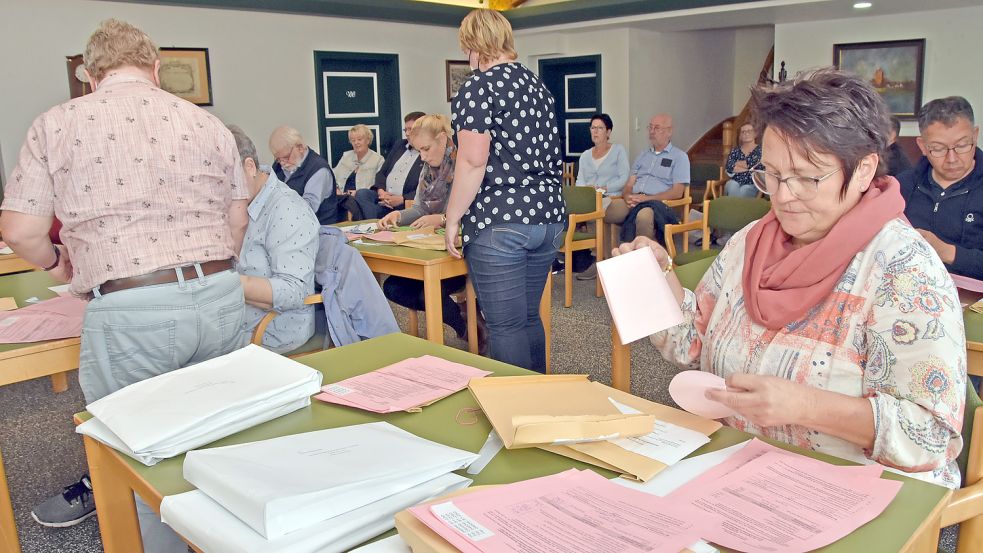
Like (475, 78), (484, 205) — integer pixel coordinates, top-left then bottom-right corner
(551, 259), (565, 274)
(31, 475), (96, 528)
(576, 264), (597, 280)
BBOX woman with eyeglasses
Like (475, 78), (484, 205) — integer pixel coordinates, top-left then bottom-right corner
(615, 68), (966, 488)
(723, 122), (762, 197)
(576, 113), (630, 198)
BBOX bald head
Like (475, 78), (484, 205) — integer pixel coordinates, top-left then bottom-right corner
(648, 113), (673, 150)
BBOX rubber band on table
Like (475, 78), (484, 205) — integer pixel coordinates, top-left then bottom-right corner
(455, 407), (484, 426)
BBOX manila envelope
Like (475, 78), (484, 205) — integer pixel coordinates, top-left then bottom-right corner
(467, 374), (655, 449)
(394, 486), (700, 553)
(391, 226), (459, 251)
(541, 382), (722, 481)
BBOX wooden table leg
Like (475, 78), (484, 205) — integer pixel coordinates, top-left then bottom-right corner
(611, 324), (631, 392)
(0, 449), (20, 553)
(466, 278), (478, 354)
(406, 310), (419, 337)
(422, 265), (444, 345)
(50, 371), (68, 393)
(541, 275), (552, 373)
(82, 435), (143, 553)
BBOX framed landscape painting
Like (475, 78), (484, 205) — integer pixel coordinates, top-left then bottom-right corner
(159, 47), (213, 106)
(834, 39), (925, 119)
(445, 60), (473, 102)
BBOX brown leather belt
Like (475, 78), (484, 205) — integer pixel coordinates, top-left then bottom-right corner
(95, 259), (235, 297)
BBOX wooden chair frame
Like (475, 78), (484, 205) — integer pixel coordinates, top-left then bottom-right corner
(562, 161), (576, 187)
(560, 189), (605, 308)
(0, 449), (19, 553)
(607, 184), (692, 252)
(941, 340), (983, 552)
(664, 200), (711, 264)
(251, 294), (325, 356)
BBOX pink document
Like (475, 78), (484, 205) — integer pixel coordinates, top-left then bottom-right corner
(410, 469), (711, 553)
(670, 440), (902, 553)
(0, 295), (87, 343)
(315, 355), (492, 413)
(668, 371), (738, 419)
(596, 247), (684, 344)
(951, 273), (983, 293)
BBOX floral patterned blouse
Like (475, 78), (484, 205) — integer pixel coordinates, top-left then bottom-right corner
(652, 218), (967, 488)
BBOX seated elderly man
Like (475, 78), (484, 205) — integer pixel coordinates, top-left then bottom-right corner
(270, 126), (338, 225)
(229, 125), (319, 352)
(899, 96), (983, 279)
(603, 113), (689, 244)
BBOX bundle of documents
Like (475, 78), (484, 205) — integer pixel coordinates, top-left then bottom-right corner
(76, 345), (322, 465)
(0, 295), (87, 343)
(316, 355), (491, 413)
(161, 422), (478, 552)
(365, 227), (450, 251)
(397, 469), (711, 553)
(470, 374), (718, 480)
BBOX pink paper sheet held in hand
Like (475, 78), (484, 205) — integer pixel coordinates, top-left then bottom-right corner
(596, 247), (684, 344)
(669, 439), (903, 553)
(410, 469), (712, 553)
(315, 355), (492, 413)
(0, 295), (87, 343)
(668, 371), (738, 419)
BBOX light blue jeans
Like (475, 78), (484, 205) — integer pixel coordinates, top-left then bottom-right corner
(724, 179), (759, 198)
(465, 222), (565, 372)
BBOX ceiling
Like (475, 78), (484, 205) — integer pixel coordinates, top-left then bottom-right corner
(118, 0), (981, 30)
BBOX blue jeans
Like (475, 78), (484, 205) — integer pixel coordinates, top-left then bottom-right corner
(724, 179), (759, 198)
(465, 223), (564, 372)
(355, 188), (393, 220)
(79, 268), (245, 403)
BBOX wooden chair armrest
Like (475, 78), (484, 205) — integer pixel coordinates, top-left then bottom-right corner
(941, 483), (983, 527)
(251, 293), (323, 346)
(662, 197), (691, 208)
(665, 219), (703, 235)
(570, 210), (605, 224)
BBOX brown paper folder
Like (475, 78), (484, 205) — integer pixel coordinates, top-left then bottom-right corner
(544, 383), (722, 481)
(467, 375), (656, 449)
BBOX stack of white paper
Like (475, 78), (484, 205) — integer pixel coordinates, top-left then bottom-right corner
(162, 422), (477, 552)
(76, 344), (323, 465)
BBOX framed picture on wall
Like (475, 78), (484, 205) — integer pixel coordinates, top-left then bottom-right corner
(445, 60), (473, 102)
(159, 47), (213, 106)
(833, 39), (925, 119)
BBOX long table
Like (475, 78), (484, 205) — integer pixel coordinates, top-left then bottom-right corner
(0, 253), (35, 276)
(0, 271), (79, 393)
(77, 333), (950, 553)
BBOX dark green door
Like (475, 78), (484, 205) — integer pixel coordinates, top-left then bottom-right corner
(314, 51), (401, 166)
(538, 55), (601, 163)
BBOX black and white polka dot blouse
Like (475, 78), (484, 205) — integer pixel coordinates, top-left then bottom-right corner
(451, 62), (566, 246)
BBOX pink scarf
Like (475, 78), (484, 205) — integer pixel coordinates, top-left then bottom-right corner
(742, 176), (905, 330)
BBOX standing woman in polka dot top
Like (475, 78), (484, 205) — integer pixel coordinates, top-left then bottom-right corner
(444, 9), (566, 372)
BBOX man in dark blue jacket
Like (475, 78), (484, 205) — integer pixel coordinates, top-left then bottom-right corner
(899, 96), (982, 278)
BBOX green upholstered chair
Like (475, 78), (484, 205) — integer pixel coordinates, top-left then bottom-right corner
(941, 345), (983, 552)
(665, 197), (770, 267)
(673, 252), (717, 291)
(560, 186), (605, 308)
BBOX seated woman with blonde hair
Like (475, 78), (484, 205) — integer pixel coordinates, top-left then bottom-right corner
(617, 68), (966, 488)
(334, 124), (384, 219)
(379, 115), (477, 343)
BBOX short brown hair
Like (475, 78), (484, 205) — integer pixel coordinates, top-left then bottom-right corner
(750, 68), (890, 196)
(84, 19), (159, 81)
(459, 9), (517, 66)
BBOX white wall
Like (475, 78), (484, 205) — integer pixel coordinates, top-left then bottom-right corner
(732, 26), (774, 113)
(775, 5), (983, 139)
(0, 0), (463, 169)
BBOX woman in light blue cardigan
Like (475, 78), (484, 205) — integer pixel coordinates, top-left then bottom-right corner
(575, 113), (629, 196)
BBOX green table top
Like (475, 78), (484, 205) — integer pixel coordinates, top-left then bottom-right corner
(0, 270), (69, 354)
(77, 333), (949, 552)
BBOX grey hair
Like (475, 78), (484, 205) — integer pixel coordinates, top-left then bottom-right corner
(917, 96), (975, 132)
(750, 67), (891, 196)
(226, 124), (260, 168)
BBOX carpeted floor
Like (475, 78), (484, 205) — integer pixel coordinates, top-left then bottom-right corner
(0, 272), (959, 552)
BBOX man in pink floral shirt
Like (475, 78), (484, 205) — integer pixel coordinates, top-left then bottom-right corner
(0, 19), (248, 548)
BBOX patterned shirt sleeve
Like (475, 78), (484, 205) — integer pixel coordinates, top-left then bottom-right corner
(2, 115), (55, 216)
(725, 147), (740, 177)
(864, 238), (966, 475)
(452, 76), (494, 134)
(266, 198), (319, 313)
(649, 239), (732, 368)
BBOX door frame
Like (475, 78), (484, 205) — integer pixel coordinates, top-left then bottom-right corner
(313, 51), (402, 163)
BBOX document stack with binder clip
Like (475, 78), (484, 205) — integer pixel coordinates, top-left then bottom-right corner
(75, 344), (323, 466)
(160, 422), (477, 553)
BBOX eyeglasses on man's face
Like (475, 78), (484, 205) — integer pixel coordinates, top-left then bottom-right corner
(647, 125), (671, 132)
(750, 168), (841, 201)
(925, 142), (975, 158)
